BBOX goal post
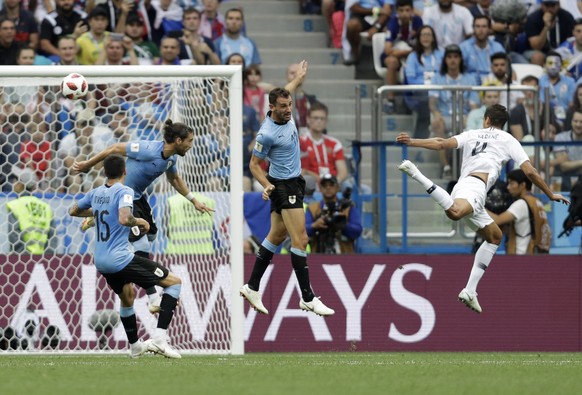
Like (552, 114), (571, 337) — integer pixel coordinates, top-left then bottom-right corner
(0, 66), (244, 355)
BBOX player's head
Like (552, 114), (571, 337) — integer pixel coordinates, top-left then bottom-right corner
(507, 169), (532, 194)
(269, 88), (292, 123)
(103, 154), (126, 180)
(484, 104), (508, 129)
(163, 119), (194, 156)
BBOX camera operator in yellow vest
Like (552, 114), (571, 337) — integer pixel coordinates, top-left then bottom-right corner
(305, 174), (363, 254)
(165, 193), (215, 254)
(487, 169), (551, 254)
(6, 166), (55, 255)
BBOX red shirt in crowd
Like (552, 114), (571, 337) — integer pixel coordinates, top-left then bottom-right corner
(300, 132), (345, 177)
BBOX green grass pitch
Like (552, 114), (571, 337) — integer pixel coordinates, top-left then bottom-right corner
(1, 353), (581, 395)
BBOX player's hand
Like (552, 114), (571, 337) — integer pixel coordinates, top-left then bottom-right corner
(551, 194), (570, 205)
(295, 60), (308, 82)
(262, 184), (275, 200)
(72, 160), (89, 174)
(137, 218), (150, 233)
(396, 132), (412, 145)
(193, 200), (215, 215)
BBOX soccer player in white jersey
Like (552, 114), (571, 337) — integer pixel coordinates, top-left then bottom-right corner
(69, 154), (182, 358)
(72, 119), (214, 313)
(239, 60), (335, 317)
(396, 104), (570, 313)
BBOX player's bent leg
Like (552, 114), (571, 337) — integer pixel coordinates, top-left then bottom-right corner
(399, 161), (454, 211)
(445, 199), (474, 221)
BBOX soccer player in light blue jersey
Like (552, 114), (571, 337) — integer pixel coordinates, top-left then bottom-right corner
(70, 154), (183, 358)
(72, 119), (214, 313)
(239, 60), (335, 317)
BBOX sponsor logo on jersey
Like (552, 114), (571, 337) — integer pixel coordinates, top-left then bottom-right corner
(167, 160), (174, 169)
(130, 143), (139, 152)
(255, 142), (263, 152)
(123, 194), (133, 204)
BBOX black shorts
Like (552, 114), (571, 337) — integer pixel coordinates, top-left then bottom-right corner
(129, 195), (158, 242)
(102, 255), (169, 295)
(267, 175), (305, 213)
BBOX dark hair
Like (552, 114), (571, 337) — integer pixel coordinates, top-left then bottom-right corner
(546, 50), (562, 62)
(572, 84), (582, 111)
(183, 7), (201, 18)
(269, 87), (291, 105)
(243, 64), (262, 81)
(103, 154), (125, 179)
(440, 46), (465, 76)
(507, 169), (532, 190)
(484, 104), (509, 128)
(396, 0), (413, 8)
(414, 25), (438, 65)
(226, 52), (245, 68)
(490, 52), (507, 62)
(308, 101), (329, 116)
(473, 15), (491, 28)
(163, 119), (193, 143)
(16, 46), (34, 59)
(225, 7), (244, 19)
(575, 18), (582, 27)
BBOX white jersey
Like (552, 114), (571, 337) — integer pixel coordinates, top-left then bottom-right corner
(454, 127), (530, 190)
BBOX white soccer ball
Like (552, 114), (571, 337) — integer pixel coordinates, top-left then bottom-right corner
(61, 73), (88, 99)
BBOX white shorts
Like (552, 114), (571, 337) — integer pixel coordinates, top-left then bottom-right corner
(451, 176), (493, 231)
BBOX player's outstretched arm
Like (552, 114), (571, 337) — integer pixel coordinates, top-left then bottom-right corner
(166, 172), (215, 214)
(396, 132), (457, 151)
(284, 60), (308, 94)
(521, 161), (571, 205)
(72, 143), (128, 174)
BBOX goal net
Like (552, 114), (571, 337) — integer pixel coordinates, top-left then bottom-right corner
(0, 66), (244, 355)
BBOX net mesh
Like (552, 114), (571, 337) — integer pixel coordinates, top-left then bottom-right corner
(0, 72), (236, 354)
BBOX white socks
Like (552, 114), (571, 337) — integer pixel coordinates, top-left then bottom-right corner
(412, 167), (454, 210)
(154, 328), (167, 340)
(466, 241), (498, 294)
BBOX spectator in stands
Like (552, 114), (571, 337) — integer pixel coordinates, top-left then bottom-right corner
(466, 87), (500, 131)
(40, 0), (87, 58)
(459, 16), (505, 83)
(525, 0), (576, 66)
(321, 0), (345, 48)
(382, 0), (423, 113)
(345, 0), (391, 65)
(54, 35), (79, 65)
(151, 0), (184, 38)
(95, 35), (139, 65)
(214, 8), (260, 66)
(0, 18), (20, 65)
(422, 0), (473, 48)
(76, 6), (110, 65)
(564, 83), (582, 131)
(559, 18), (582, 80)
(429, 44), (480, 178)
(243, 64), (267, 122)
(468, 0), (491, 19)
(403, 24), (443, 139)
(305, 173), (362, 253)
(492, 15), (528, 65)
(481, 52), (523, 111)
(199, 0), (225, 40)
(487, 169), (551, 254)
(539, 51), (577, 125)
(20, 120), (53, 188)
(93, 106), (133, 152)
(16, 46), (35, 65)
(286, 61), (317, 130)
(124, 12), (159, 65)
(243, 103), (260, 192)
(86, 0), (135, 34)
(554, 109), (582, 190)
(300, 102), (350, 189)
(156, 35), (183, 64)
(7, 165), (57, 255)
(179, 7), (220, 65)
(0, 0), (38, 50)
(509, 75), (560, 141)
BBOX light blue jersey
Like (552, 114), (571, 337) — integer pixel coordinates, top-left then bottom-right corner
(125, 141), (178, 199)
(253, 112), (301, 180)
(77, 183), (135, 274)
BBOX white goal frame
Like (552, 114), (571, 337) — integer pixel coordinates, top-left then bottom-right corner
(0, 66), (244, 355)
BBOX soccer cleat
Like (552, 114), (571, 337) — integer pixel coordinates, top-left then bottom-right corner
(240, 284), (268, 314)
(458, 288), (482, 313)
(148, 293), (162, 314)
(300, 297), (335, 316)
(398, 160), (419, 178)
(81, 217), (95, 232)
(148, 337), (182, 359)
(129, 339), (151, 359)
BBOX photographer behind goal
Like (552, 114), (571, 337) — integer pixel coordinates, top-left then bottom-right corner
(306, 174), (363, 253)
